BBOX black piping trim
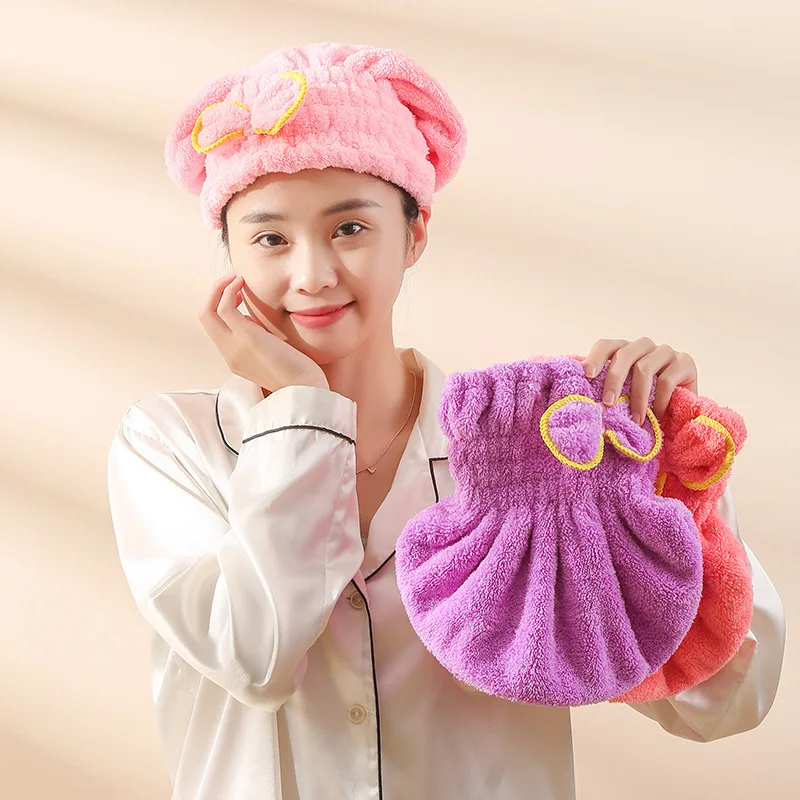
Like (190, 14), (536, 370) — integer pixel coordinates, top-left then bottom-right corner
(216, 391), (356, 454)
(366, 553), (395, 582)
(364, 456), (449, 583)
(242, 424), (355, 446)
(216, 391), (239, 456)
(351, 581), (384, 799)
(429, 456), (448, 503)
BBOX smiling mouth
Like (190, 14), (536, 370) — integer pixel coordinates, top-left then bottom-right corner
(289, 302), (355, 328)
(290, 302), (352, 316)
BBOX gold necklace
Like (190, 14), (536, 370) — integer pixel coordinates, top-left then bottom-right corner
(356, 370), (418, 475)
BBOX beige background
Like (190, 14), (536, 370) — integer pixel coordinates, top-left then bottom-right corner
(1, 1), (797, 797)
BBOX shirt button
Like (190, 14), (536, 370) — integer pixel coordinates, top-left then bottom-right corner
(348, 704), (367, 724)
(348, 591), (365, 610)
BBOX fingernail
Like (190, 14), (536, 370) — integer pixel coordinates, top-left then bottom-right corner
(585, 364), (598, 378)
(633, 412), (643, 426)
(603, 390), (615, 406)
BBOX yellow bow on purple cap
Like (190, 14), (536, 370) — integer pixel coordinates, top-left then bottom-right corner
(540, 394), (663, 471)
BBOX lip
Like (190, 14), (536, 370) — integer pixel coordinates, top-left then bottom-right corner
(290, 302), (354, 328)
(291, 303), (350, 316)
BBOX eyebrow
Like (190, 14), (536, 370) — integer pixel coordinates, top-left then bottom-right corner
(238, 198), (382, 225)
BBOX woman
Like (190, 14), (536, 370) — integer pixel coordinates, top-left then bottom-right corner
(107, 42), (785, 799)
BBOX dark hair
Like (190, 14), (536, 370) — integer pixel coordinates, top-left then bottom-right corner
(220, 181), (420, 250)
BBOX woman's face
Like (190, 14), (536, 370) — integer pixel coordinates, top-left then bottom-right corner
(225, 168), (429, 365)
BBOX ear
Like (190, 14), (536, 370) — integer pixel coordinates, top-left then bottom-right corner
(405, 206), (431, 269)
(165, 68), (247, 196)
(659, 388), (747, 490)
(353, 48), (467, 193)
(667, 406), (747, 490)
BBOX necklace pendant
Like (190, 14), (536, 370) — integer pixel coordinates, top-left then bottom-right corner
(366, 466), (376, 474)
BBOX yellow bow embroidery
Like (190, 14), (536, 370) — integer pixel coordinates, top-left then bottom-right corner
(191, 70), (308, 154)
(655, 414), (737, 494)
(540, 393), (662, 471)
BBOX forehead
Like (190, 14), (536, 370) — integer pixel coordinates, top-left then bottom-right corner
(230, 168), (393, 211)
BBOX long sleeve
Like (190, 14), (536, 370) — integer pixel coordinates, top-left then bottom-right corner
(627, 485), (786, 741)
(107, 384), (365, 711)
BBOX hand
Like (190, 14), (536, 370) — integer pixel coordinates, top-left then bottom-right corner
(198, 273), (329, 393)
(581, 337), (699, 425)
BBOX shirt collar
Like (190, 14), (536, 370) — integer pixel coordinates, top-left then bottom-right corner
(215, 346), (449, 462)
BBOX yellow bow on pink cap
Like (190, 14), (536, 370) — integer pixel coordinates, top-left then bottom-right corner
(190, 70), (308, 154)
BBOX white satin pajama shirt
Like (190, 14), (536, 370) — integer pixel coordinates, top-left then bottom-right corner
(106, 347), (786, 800)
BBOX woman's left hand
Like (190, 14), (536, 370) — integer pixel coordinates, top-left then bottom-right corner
(581, 337), (699, 426)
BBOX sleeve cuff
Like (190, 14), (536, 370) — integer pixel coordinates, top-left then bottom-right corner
(242, 385), (357, 444)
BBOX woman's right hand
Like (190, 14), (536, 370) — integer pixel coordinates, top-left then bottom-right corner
(199, 273), (329, 393)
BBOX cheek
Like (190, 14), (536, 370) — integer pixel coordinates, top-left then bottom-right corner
(242, 286), (285, 334)
(242, 272), (280, 301)
(347, 237), (407, 300)
(230, 251), (283, 301)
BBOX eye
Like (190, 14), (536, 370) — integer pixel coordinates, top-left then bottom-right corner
(334, 221), (364, 238)
(254, 232), (287, 248)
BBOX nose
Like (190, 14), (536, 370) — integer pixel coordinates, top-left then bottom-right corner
(288, 241), (339, 295)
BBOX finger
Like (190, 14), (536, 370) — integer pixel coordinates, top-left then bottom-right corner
(201, 273), (239, 319)
(198, 274), (239, 338)
(602, 337), (656, 406)
(583, 339), (629, 379)
(216, 276), (254, 335)
(241, 294), (289, 342)
(220, 278), (285, 342)
(627, 345), (674, 424)
(651, 354), (698, 418)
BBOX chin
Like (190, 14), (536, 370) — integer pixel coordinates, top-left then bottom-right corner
(289, 334), (363, 367)
(284, 305), (383, 366)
